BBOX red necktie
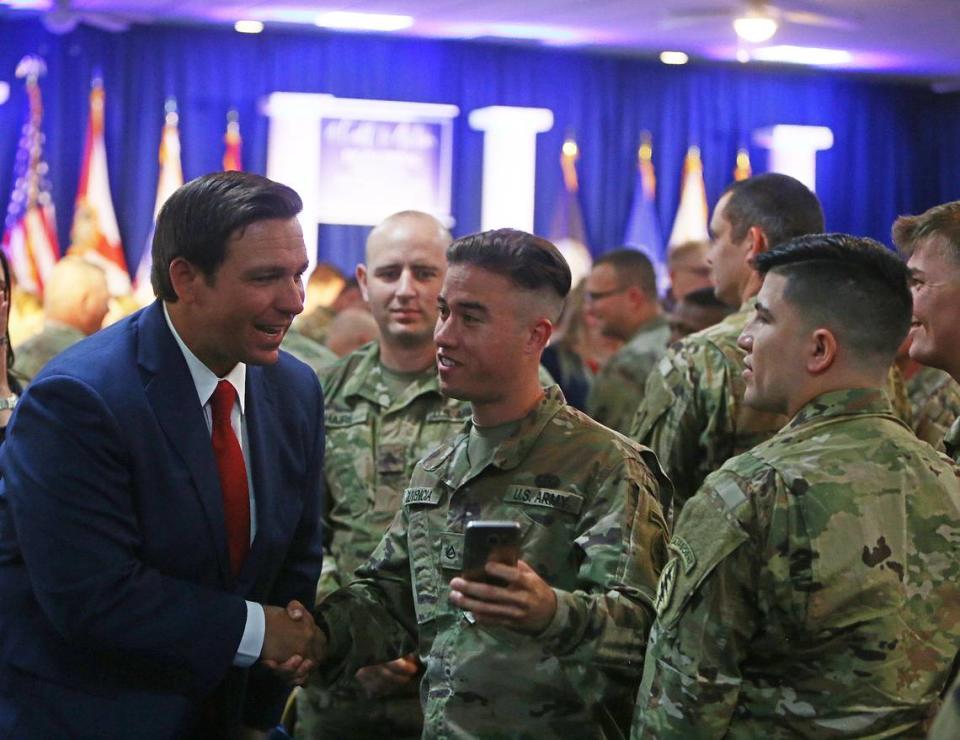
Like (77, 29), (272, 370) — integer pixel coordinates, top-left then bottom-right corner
(210, 380), (250, 575)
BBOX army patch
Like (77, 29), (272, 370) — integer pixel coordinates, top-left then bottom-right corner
(503, 486), (584, 515)
(439, 532), (464, 570)
(669, 535), (697, 574)
(403, 487), (442, 506)
(653, 557), (679, 617)
(377, 443), (407, 475)
(325, 409), (370, 427)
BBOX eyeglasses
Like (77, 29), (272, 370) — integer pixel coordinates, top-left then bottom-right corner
(585, 287), (627, 302)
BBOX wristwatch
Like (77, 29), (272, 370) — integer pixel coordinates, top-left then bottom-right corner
(0, 393), (18, 411)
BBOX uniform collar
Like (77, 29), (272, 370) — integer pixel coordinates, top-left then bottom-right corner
(342, 340), (441, 411)
(420, 385), (567, 476)
(785, 387), (896, 432)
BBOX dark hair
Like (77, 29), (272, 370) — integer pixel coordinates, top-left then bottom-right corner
(681, 285), (732, 310)
(151, 171), (303, 301)
(721, 173), (824, 248)
(594, 248), (657, 297)
(891, 200), (960, 260)
(447, 229), (571, 301)
(0, 250), (15, 384)
(754, 233), (912, 363)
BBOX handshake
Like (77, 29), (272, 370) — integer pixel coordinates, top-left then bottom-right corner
(260, 600), (328, 685)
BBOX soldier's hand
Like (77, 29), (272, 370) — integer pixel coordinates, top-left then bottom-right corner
(355, 653), (421, 698)
(448, 560), (557, 635)
(261, 600), (324, 685)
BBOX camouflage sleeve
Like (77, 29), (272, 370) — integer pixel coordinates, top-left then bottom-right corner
(630, 345), (726, 513)
(587, 355), (646, 435)
(314, 507), (418, 685)
(314, 473), (341, 604)
(632, 471), (760, 738)
(537, 452), (669, 685)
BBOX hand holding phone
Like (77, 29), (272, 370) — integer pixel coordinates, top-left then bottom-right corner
(461, 520), (521, 585)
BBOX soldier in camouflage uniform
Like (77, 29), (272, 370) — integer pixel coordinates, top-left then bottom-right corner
(296, 211), (455, 739)
(894, 200), (960, 461)
(585, 249), (670, 434)
(630, 173), (824, 516)
(311, 229), (669, 738)
(634, 235), (960, 738)
(14, 256), (110, 382)
(904, 363), (960, 447)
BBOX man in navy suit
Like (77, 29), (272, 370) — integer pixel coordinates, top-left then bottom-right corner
(0, 171), (325, 738)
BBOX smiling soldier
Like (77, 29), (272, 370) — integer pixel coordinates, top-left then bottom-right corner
(309, 228), (669, 739)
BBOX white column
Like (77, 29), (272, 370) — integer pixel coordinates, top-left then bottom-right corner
(753, 125), (834, 192)
(468, 106), (554, 232)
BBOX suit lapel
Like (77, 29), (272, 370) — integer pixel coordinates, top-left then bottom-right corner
(137, 302), (232, 583)
(241, 366), (275, 582)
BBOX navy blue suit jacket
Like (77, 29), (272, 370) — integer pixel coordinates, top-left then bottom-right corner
(0, 301), (324, 738)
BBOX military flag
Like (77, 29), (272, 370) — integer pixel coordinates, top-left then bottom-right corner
(623, 132), (667, 292)
(548, 134), (592, 285)
(68, 76), (130, 296)
(134, 98), (183, 305)
(668, 145), (710, 247)
(223, 110), (242, 172)
(1, 56), (60, 297)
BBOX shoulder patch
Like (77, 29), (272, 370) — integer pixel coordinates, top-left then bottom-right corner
(653, 557), (679, 617)
(504, 486), (584, 515)
(711, 475), (748, 512)
(668, 535), (697, 574)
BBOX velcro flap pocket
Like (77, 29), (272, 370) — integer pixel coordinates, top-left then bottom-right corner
(653, 480), (750, 629)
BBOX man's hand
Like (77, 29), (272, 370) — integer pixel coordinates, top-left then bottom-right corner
(261, 600), (326, 685)
(448, 560), (557, 634)
(355, 654), (421, 698)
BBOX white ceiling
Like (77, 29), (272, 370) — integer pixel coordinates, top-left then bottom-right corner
(4, 0), (960, 84)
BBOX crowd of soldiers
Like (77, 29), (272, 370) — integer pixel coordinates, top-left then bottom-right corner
(6, 171), (960, 738)
(277, 172), (960, 739)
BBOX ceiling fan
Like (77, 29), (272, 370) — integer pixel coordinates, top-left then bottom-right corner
(42, 0), (148, 34)
(663, 0), (857, 44)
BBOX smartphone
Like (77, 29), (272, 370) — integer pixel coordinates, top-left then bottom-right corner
(462, 520), (522, 585)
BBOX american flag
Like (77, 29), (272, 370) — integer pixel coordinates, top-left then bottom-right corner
(1, 55), (60, 297)
(223, 109), (242, 172)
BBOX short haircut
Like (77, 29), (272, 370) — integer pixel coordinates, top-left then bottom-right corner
(891, 200), (960, 261)
(754, 233), (911, 364)
(447, 229), (571, 315)
(594, 248), (657, 297)
(151, 171), (303, 301)
(681, 285), (732, 310)
(721, 173), (824, 248)
(667, 240), (709, 269)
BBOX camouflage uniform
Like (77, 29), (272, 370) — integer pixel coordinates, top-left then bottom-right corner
(13, 322), (85, 383)
(630, 299), (788, 516)
(586, 315), (670, 434)
(944, 417), (960, 464)
(631, 301), (910, 518)
(316, 386), (670, 739)
(929, 673), (960, 740)
(633, 387), (960, 739)
(906, 365), (960, 448)
(280, 328), (338, 376)
(297, 341), (471, 739)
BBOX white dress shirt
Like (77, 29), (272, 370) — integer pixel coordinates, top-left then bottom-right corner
(164, 304), (265, 667)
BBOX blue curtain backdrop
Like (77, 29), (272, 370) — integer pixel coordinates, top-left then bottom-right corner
(1, 17), (958, 277)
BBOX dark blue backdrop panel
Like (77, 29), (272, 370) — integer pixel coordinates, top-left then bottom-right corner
(0, 16), (956, 278)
